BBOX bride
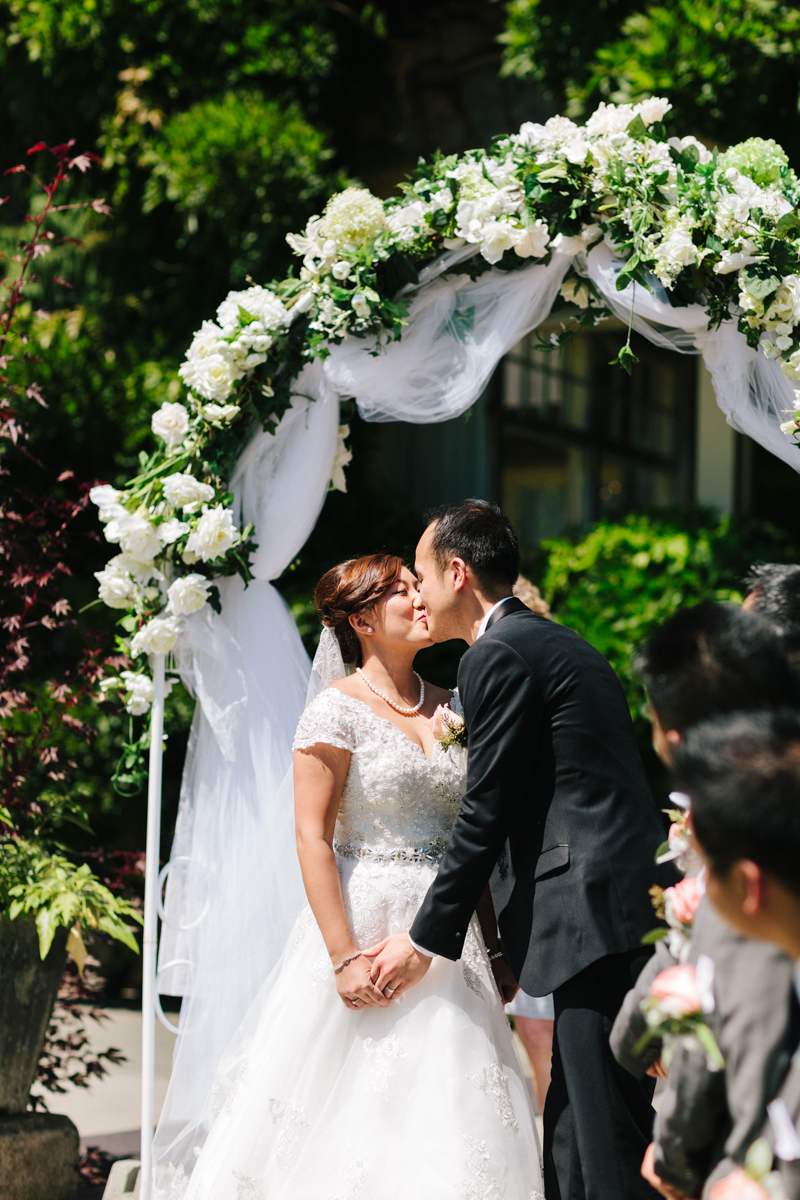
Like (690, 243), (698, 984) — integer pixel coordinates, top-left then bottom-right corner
(154, 552), (543, 1200)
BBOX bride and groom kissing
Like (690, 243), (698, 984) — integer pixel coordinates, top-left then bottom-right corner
(160, 499), (677, 1200)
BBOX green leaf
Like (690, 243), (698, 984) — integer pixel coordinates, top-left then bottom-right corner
(740, 263), (782, 299)
(640, 927), (669, 944)
(694, 1022), (725, 1070)
(626, 114), (648, 141)
(609, 343), (639, 374)
(776, 211), (800, 237)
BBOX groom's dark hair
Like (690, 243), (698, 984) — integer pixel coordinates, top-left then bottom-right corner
(636, 602), (798, 733)
(424, 499), (519, 593)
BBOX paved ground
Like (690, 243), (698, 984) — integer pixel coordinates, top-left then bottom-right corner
(44, 1006), (177, 1158)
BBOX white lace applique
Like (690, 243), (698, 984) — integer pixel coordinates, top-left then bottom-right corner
(462, 926), (487, 1000)
(233, 1171), (261, 1199)
(364, 1034), (406, 1100)
(468, 1064), (519, 1131)
(291, 907), (315, 951)
(268, 1098), (310, 1170)
(153, 1162), (188, 1200)
(327, 1153), (369, 1200)
(208, 1048), (250, 1120)
(460, 1135), (502, 1200)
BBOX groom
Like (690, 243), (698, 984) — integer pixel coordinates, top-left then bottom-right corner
(368, 499), (678, 1200)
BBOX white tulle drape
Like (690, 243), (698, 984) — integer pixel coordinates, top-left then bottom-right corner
(585, 242), (800, 472)
(156, 240), (799, 1135)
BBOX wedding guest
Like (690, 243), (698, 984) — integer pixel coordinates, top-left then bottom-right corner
(507, 573), (554, 1112)
(742, 563), (800, 653)
(610, 604), (797, 1199)
(674, 710), (800, 1200)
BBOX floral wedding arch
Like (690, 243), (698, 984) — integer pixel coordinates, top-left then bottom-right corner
(86, 97), (800, 1176)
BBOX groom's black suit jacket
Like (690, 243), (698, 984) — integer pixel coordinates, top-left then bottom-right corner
(410, 598), (678, 996)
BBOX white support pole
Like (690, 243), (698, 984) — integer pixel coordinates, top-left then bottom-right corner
(140, 653), (165, 1200)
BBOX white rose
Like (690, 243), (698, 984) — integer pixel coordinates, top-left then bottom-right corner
(551, 232), (584, 256)
(351, 293), (371, 320)
(184, 506), (239, 562)
(331, 261), (352, 280)
(201, 404), (240, 425)
(162, 472), (216, 512)
(187, 353), (235, 402)
(560, 277), (590, 308)
(330, 425), (352, 493)
(780, 419), (800, 436)
(131, 614), (182, 657)
(167, 573), (211, 616)
(636, 97), (672, 126)
(105, 511), (162, 561)
(514, 221), (550, 259)
(157, 517), (191, 545)
(107, 552), (158, 583)
(95, 567), (139, 609)
(152, 402), (190, 447)
(479, 220), (522, 264)
(89, 484), (120, 511)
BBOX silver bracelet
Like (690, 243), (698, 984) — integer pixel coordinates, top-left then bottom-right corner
(488, 950), (504, 962)
(333, 952), (362, 974)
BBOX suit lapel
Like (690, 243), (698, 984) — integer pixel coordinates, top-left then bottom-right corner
(483, 596), (528, 632)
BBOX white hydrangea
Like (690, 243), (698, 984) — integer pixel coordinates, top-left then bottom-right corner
(131, 614), (182, 657)
(162, 472), (216, 512)
(183, 506), (239, 562)
(319, 187), (386, 249)
(167, 573), (210, 615)
(152, 402), (190, 447)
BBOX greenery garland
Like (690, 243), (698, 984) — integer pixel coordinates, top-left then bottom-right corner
(93, 95), (800, 719)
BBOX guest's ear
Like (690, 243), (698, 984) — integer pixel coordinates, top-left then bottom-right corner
(737, 860), (764, 917)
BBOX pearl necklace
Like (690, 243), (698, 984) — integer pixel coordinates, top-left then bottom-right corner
(356, 667), (425, 716)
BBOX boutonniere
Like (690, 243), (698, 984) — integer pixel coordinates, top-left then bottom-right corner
(634, 961), (724, 1072)
(428, 703), (467, 751)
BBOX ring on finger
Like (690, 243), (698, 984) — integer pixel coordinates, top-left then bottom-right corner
(351, 998), (360, 1007)
(384, 985), (395, 996)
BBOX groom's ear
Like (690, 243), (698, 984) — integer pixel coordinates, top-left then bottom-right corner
(451, 557), (469, 592)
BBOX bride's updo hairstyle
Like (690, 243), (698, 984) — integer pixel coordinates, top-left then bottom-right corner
(315, 553), (404, 667)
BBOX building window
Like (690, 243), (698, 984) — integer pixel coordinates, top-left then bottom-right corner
(499, 327), (696, 557)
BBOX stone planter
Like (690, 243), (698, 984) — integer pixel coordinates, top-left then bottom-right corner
(0, 916), (68, 1113)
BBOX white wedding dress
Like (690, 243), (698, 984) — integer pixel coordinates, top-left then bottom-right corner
(154, 687), (543, 1200)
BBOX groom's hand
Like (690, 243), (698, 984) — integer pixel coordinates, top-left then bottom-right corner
(363, 933), (431, 999)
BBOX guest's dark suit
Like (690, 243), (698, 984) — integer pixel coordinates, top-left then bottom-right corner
(410, 598), (679, 1200)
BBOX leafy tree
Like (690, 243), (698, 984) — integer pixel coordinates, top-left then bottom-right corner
(499, 0), (800, 165)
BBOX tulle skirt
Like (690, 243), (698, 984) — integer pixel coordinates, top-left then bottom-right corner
(153, 856), (543, 1200)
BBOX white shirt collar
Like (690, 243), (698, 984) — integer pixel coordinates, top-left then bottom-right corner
(476, 596), (515, 640)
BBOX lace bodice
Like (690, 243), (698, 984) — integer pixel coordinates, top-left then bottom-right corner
(293, 688), (467, 862)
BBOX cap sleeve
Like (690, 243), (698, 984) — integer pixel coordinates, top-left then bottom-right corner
(293, 689), (356, 753)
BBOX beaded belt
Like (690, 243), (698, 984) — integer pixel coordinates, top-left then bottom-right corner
(334, 841), (447, 865)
